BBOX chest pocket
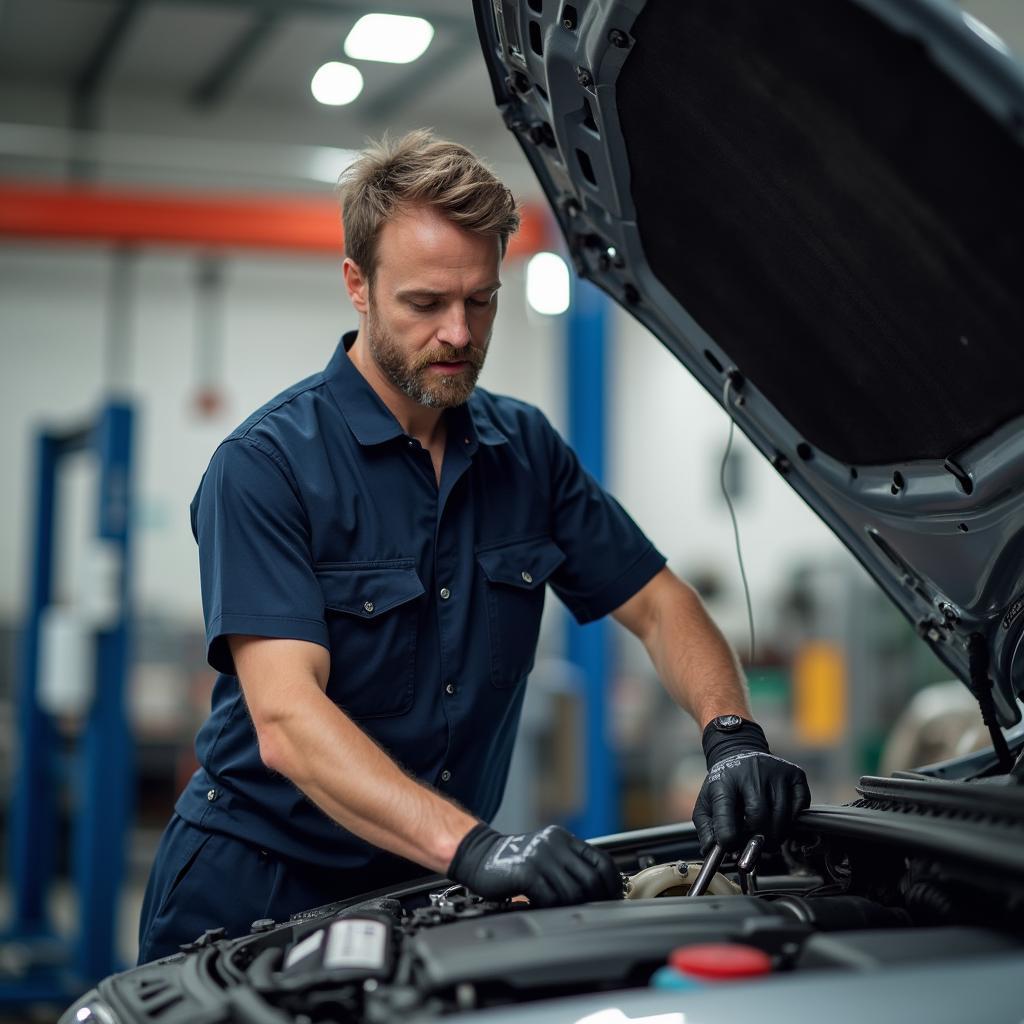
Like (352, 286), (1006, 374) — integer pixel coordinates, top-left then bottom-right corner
(476, 536), (567, 689)
(314, 561), (425, 718)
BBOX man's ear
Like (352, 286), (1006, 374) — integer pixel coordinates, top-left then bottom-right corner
(343, 257), (370, 314)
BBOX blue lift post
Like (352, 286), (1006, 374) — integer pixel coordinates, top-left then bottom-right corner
(564, 276), (619, 840)
(3, 402), (135, 1004)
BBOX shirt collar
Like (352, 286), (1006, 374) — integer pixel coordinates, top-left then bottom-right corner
(324, 331), (509, 450)
(466, 400), (508, 448)
(325, 332), (405, 446)
(444, 399), (508, 456)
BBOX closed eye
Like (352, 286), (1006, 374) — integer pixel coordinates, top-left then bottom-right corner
(407, 291), (496, 312)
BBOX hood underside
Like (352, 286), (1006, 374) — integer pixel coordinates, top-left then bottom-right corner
(474, 0), (1024, 726)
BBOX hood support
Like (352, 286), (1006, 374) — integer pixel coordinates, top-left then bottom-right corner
(969, 635), (1014, 773)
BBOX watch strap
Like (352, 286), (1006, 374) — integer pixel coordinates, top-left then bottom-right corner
(701, 718), (770, 770)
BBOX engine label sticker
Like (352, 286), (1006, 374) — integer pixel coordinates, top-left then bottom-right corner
(325, 919), (388, 970)
(284, 929), (324, 969)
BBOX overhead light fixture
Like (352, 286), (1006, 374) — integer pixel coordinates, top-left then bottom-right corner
(526, 252), (571, 315)
(344, 14), (435, 64)
(310, 62), (364, 106)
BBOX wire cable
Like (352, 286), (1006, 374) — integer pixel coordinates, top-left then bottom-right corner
(721, 376), (756, 664)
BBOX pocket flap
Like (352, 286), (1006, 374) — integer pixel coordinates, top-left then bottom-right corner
(476, 536), (566, 590)
(315, 564), (425, 618)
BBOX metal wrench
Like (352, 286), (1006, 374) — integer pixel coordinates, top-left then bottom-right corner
(685, 842), (725, 897)
(737, 834), (764, 895)
(687, 834), (765, 897)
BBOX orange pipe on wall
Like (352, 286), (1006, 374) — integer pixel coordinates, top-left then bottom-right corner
(0, 182), (553, 258)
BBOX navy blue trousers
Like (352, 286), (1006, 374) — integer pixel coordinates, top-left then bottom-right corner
(137, 814), (416, 964)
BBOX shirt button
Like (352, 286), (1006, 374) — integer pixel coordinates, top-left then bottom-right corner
(407, 439), (417, 449)
(439, 587), (451, 600)
(445, 682), (455, 695)
(207, 789), (217, 802)
(521, 570), (533, 584)
(363, 600), (375, 614)
(440, 769), (452, 783)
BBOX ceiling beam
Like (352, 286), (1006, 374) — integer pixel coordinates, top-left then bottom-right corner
(0, 181), (552, 257)
(74, 0), (146, 110)
(190, 6), (280, 108)
(362, 25), (479, 122)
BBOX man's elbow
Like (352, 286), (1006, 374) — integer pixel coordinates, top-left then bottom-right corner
(252, 711), (309, 784)
(253, 716), (288, 775)
(229, 636), (330, 779)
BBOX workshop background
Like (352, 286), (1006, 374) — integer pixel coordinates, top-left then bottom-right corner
(0, 0), (1016, 1015)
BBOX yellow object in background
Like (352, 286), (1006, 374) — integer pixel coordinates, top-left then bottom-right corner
(793, 641), (847, 746)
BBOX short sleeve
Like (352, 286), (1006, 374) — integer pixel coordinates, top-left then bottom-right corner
(190, 437), (328, 675)
(542, 420), (667, 623)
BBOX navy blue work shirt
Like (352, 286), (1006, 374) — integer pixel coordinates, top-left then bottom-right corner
(176, 333), (665, 873)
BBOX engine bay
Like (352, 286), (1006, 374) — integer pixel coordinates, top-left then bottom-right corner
(72, 787), (1024, 1024)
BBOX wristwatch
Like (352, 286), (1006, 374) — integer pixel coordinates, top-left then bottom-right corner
(709, 714), (744, 733)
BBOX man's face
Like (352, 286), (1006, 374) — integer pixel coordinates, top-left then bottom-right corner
(362, 204), (502, 409)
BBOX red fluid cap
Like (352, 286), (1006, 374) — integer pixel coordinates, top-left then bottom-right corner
(669, 943), (773, 980)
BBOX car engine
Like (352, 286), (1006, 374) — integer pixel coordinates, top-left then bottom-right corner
(62, 778), (1024, 1024)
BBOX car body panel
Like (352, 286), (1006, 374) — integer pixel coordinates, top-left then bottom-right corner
(474, 0), (1024, 725)
(453, 955), (1024, 1024)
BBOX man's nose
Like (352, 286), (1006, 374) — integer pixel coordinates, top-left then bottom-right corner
(437, 306), (471, 348)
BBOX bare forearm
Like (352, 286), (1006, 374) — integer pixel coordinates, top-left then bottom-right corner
(643, 578), (750, 729)
(259, 691), (476, 873)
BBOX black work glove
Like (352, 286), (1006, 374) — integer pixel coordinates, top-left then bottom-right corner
(693, 718), (811, 854)
(448, 823), (622, 908)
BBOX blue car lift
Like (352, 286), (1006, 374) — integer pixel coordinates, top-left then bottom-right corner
(2, 402), (135, 1005)
(564, 277), (620, 840)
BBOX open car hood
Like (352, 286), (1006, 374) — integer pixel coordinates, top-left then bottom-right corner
(474, 0), (1024, 727)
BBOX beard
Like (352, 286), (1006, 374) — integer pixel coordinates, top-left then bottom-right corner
(367, 301), (488, 409)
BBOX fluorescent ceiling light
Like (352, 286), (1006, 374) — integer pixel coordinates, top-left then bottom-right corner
(344, 14), (435, 64)
(311, 62), (364, 106)
(526, 252), (571, 316)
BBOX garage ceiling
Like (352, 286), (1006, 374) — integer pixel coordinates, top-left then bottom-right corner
(0, 0), (1021, 195)
(0, 0), (534, 192)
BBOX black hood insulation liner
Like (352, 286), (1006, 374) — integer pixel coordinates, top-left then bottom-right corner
(618, 0), (1024, 466)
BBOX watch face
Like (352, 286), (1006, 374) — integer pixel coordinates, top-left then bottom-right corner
(715, 715), (743, 732)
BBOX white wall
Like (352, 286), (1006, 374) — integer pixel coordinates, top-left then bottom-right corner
(609, 304), (846, 652)
(0, 241), (849, 639)
(0, 243), (564, 624)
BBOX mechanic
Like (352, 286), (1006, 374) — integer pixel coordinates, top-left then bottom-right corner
(137, 130), (811, 964)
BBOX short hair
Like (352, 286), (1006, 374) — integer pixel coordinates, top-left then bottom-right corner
(337, 128), (521, 282)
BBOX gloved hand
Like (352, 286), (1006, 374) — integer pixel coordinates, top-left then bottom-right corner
(448, 823), (623, 907)
(693, 717), (811, 854)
